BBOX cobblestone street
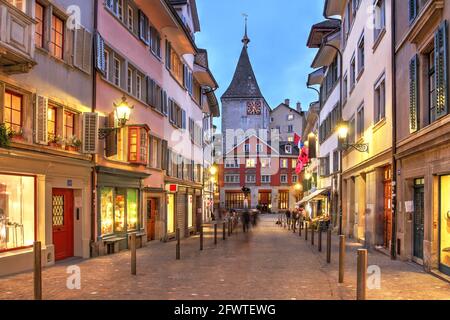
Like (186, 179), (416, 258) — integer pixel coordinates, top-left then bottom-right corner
(0, 215), (449, 300)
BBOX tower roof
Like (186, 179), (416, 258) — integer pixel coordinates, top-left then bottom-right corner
(221, 17), (264, 100)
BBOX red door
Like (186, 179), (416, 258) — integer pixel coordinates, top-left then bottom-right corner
(52, 189), (74, 261)
(147, 198), (157, 241)
(383, 167), (392, 249)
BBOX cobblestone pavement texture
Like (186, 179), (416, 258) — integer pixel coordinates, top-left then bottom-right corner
(0, 215), (449, 300)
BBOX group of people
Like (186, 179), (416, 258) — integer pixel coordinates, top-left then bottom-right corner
(216, 208), (260, 233)
(283, 206), (307, 230)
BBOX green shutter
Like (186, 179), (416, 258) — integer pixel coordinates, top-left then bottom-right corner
(409, 55), (419, 133)
(434, 21), (449, 120)
(409, 0), (417, 23)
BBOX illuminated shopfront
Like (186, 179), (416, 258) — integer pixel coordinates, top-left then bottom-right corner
(100, 187), (140, 237)
(0, 174), (35, 252)
(440, 175), (450, 275)
(167, 194), (175, 234)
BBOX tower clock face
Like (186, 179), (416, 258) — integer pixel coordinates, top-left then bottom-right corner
(247, 100), (262, 115)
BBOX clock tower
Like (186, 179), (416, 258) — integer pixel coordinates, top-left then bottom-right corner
(221, 20), (270, 153)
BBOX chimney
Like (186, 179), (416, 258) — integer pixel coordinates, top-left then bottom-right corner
(284, 99), (290, 106)
(296, 102), (302, 113)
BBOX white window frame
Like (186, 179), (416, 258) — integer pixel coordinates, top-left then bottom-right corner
(261, 175), (271, 184)
(225, 158), (239, 168)
(280, 174), (288, 184)
(136, 74), (142, 100)
(285, 145), (292, 154)
(114, 57), (121, 87)
(246, 158), (256, 168)
(246, 174), (256, 184)
(127, 5), (134, 31)
(127, 67), (133, 94)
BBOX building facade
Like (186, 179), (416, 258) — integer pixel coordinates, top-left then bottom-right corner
(0, 0), (94, 276)
(0, 0), (218, 276)
(394, 0), (450, 276)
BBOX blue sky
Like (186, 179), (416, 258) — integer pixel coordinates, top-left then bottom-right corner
(195, 0), (325, 129)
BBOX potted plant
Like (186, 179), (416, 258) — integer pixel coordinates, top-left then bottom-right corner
(65, 135), (82, 152)
(10, 128), (25, 142)
(48, 135), (65, 148)
(0, 124), (12, 148)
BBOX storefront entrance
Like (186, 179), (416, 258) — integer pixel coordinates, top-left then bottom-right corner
(147, 198), (158, 241)
(413, 179), (425, 261)
(258, 191), (272, 213)
(439, 175), (450, 275)
(52, 189), (74, 261)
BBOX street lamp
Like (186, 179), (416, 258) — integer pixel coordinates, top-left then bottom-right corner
(99, 96), (134, 139)
(209, 165), (218, 175)
(337, 121), (369, 153)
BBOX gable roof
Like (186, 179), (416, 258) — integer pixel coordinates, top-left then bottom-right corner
(168, 0), (200, 32)
(270, 103), (304, 116)
(225, 134), (279, 157)
(221, 45), (264, 100)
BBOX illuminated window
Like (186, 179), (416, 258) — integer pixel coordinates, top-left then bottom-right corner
(7, 0), (25, 11)
(0, 174), (35, 252)
(128, 127), (148, 164)
(280, 159), (288, 169)
(50, 15), (64, 60)
(246, 158), (256, 168)
(64, 111), (75, 140)
(47, 105), (57, 142)
(3, 91), (22, 133)
(261, 158), (271, 168)
(35, 2), (44, 48)
(278, 191), (289, 210)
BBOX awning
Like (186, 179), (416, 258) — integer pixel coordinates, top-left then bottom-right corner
(307, 68), (326, 86)
(297, 188), (329, 206)
(324, 0), (346, 17)
(311, 30), (341, 69)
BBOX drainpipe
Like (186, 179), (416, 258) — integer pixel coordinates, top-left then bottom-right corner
(90, 0), (99, 249)
(390, 0), (398, 260)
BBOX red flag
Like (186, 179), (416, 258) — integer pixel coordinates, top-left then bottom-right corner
(295, 159), (303, 174)
(294, 133), (302, 147)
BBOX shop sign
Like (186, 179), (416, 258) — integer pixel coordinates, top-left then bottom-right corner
(166, 184), (178, 193)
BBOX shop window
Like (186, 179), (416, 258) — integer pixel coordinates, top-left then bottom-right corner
(50, 15), (64, 60)
(225, 192), (246, 209)
(100, 188), (114, 235)
(128, 127), (148, 164)
(166, 194), (175, 234)
(3, 91), (22, 133)
(440, 175), (450, 274)
(0, 174), (35, 252)
(114, 189), (126, 232)
(127, 189), (138, 231)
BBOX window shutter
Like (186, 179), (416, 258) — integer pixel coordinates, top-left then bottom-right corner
(35, 95), (48, 145)
(105, 0), (114, 11)
(409, 0), (417, 23)
(434, 21), (449, 120)
(308, 135), (317, 159)
(162, 90), (168, 116)
(161, 139), (168, 170)
(95, 33), (106, 75)
(146, 76), (156, 107)
(82, 29), (93, 74)
(82, 112), (99, 154)
(139, 10), (149, 45)
(64, 27), (74, 65)
(409, 55), (419, 133)
(165, 40), (171, 69)
(105, 112), (117, 157)
(74, 27), (84, 70)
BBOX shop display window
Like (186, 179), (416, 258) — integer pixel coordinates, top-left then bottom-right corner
(0, 174), (35, 252)
(100, 187), (140, 236)
(440, 175), (450, 273)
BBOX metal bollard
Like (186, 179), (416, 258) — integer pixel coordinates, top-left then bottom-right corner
(223, 222), (226, 240)
(327, 229), (332, 264)
(176, 228), (181, 260)
(357, 249), (368, 300)
(311, 226), (315, 246)
(34, 241), (42, 300)
(299, 221), (302, 237)
(228, 220), (231, 237)
(339, 235), (345, 283)
(200, 225), (204, 251)
(305, 222), (308, 241)
(214, 223), (218, 245)
(318, 229), (322, 252)
(130, 233), (137, 275)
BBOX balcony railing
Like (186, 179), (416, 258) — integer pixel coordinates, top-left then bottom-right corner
(0, 0), (36, 74)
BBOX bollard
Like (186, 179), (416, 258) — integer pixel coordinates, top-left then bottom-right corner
(228, 220), (231, 237)
(311, 226), (315, 246)
(357, 249), (368, 300)
(34, 241), (42, 300)
(327, 229), (332, 264)
(130, 233), (137, 275)
(223, 222), (226, 240)
(200, 225), (204, 251)
(305, 222), (308, 241)
(318, 229), (322, 252)
(214, 223), (218, 245)
(299, 221), (302, 237)
(339, 235), (345, 283)
(176, 228), (181, 260)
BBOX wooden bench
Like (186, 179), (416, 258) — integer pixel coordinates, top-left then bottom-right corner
(103, 237), (126, 255)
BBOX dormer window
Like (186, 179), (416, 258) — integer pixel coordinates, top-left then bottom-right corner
(285, 145), (292, 154)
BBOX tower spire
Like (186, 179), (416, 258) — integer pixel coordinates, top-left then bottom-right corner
(242, 13), (250, 47)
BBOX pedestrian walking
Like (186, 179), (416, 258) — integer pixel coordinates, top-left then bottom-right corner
(243, 210), (251, 233)
(285, 209), (291, 230)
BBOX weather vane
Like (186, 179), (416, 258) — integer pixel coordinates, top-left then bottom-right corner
(242, 13), (250, 46)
